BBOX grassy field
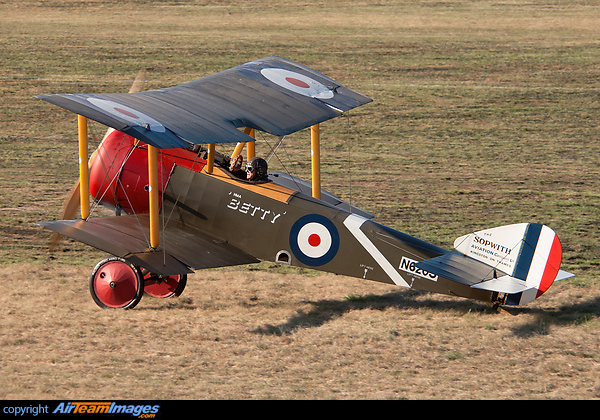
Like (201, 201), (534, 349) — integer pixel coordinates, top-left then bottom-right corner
(1, 0), (599, 399)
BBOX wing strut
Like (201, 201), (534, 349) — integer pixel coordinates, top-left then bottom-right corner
(147, 144), (160, 249)
(230, 127), (256, 161)
(75, 114), (161, 249)
(246, 129), (256, 160)
(206, 143), (216, 174)
(78, 115), (90, 220)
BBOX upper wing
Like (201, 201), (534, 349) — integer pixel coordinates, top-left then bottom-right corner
(39, 214), (259, 276)
(36, 56), (372, 149)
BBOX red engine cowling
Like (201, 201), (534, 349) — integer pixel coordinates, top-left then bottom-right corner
(89, 130), (205, 214)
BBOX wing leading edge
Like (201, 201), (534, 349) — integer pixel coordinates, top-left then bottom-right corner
(36, 57), (372, 149)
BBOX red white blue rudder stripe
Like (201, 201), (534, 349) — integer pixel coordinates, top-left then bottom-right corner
(512, 223), (563, 302)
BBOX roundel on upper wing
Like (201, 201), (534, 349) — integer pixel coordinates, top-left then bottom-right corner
(260, 68), (335, 99)
(289, 214), (340, 266)
(87, 97), (166, 133)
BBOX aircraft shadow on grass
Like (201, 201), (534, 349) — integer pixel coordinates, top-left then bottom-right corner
(507, 295), (600, 338)
(251, 290), (488, 336)
(250, 290), (600, 338)
(141, 284), (599, 337)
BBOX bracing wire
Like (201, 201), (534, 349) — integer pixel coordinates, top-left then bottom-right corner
(345, 111), (353, 208)
(258, 131), (304, 193)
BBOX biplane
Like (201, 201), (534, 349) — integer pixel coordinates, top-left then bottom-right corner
(36, 56), (573, 310)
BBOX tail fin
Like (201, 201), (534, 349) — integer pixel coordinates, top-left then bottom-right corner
(453, 223), (572, 304)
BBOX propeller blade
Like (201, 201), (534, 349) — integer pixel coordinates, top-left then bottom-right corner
(129, 68), (147, 93)
(48, 181), (80, 252)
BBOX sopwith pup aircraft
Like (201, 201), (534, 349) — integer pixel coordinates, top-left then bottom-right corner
(36, 56), (573, 310)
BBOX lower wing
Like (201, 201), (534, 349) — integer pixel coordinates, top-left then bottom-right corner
(39, 214), (259, 276)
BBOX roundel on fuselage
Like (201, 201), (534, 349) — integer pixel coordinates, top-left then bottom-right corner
(289, 214), (340, 266)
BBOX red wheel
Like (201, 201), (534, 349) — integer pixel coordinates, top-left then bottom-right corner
(144, 272), (187, 298)
(89, 257), (144, 309)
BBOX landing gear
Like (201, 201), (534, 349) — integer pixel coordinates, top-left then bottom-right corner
(89, 257), (144, 309)
(489, 292), (509, 314)
(142, 270), (187, 298)
(89, 257), (188, 309)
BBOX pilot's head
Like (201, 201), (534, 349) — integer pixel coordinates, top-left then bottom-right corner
(245, 157), (268, 181)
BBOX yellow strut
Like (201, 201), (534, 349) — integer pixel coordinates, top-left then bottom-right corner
(231, 142), (245, 158)
(206, 143), (215, 174)
(230, 127), (256, 161)
(311, 124), (321, 199)
(147, 145), (160, 249)
(247, 128), (255, 160)
(78, 115), (90, 220)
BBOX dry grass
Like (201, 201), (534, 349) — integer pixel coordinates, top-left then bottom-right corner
(1, 0), (599, 399)
(1, 263), (599, 399)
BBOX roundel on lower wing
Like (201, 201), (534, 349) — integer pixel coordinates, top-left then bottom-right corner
(87, 97), (166, 133)
(289, 214), (340, 266)
(260, 68), (335, 99)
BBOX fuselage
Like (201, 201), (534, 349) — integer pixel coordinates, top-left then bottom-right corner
(84, 130), (497, 304)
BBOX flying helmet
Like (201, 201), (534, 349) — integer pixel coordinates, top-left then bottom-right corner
(245, 157), (268, 180)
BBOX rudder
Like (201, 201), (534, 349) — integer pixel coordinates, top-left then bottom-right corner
(454, 223), (569, 304)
